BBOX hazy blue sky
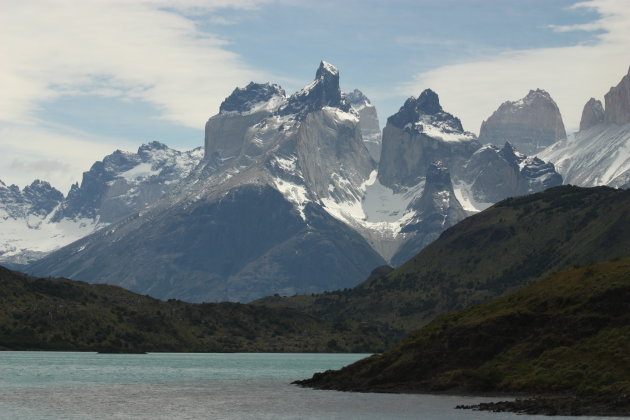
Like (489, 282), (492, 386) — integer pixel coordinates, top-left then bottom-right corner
(1, 0), (629, 191)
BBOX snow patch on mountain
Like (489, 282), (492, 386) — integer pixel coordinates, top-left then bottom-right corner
(453, 181), (494, 213)
(419, 123), (477, 143)
(274, 179), (309, 220)
(539, 123), (630, 187)
(0, 210), (98, 262)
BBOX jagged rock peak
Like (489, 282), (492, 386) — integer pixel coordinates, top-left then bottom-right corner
(516, 89), (553, 106)
(387, 89), (463, 132)
(499, 141), (524, 165)
(604, 66), (630, 125)
(280, 61), (349, 117)
(316, 60), (339, 78)
(138, 141), (169, 154)
(479, 88), (566, 156)
(416, 89), (442, 115)
(219, 82), (286, 114)
(22, 180), (64, 215)
(345, 89), (371, 107)
(579, 98), (605, 131)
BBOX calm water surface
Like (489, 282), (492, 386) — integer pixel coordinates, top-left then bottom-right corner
(0, 352), (623, 419)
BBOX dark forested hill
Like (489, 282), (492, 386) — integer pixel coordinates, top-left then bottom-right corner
(297, 258), (630, 416)
(256, 186), (630, 335)
(0, 266), (391, 353)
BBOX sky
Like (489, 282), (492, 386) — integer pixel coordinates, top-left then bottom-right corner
(1, 0), (629, 193)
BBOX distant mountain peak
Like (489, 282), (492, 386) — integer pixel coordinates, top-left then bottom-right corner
(479, 88), (566, 155)
(280, 61), (347, 118)
(138, 141), (169, 153)
(386, 89), (463, 132)
(579, 98), (605, 131)
(344, 89), (371, 108)
(316, 60), (339, 78)
(416, 89), (442, 115)
(220, 82), (286, 115)
(604, 65), (630, 125)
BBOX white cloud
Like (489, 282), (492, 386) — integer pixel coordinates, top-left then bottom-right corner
(0, 0), (274, 129)
(402, 0), (630, 135)
(0, 0), (275, 190)
(0, 123), (138, 193)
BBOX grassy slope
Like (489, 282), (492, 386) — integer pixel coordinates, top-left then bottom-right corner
(256, 186), (630, 335)
(0, 266), (391, 353)
(296, 258), (630, 405)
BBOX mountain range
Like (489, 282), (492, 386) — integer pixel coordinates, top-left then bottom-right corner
(539, 66), (630, 189)
(2, 62), (628, 302)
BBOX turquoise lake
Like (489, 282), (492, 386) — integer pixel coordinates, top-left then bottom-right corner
(0, 352), (624, 419)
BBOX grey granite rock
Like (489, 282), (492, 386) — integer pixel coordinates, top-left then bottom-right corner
(345, 89), (382, 161)
(378, 89), (480, 190)
(479, 89), (566, 155)
(604, 66), (630, 125)
(579, 98), (605, 131)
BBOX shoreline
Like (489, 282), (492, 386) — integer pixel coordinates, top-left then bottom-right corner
(293, 382), (630, 416)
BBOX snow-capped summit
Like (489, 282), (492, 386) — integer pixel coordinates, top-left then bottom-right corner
(23, 62), (563, 304)
(0, 179), (63, 220)
(30, 62), (384, 303)
(539, 66), (630, 189)
(0, 143), (203, 267)
(279, 60), (350, 118)
(219, 82), (286, 115)
(318, 60), (339, 76)
(479, 89), (566, 156)
(53, 142), (203, 224)
(379, 89), (479, 190)
(387, 89), (464, 134)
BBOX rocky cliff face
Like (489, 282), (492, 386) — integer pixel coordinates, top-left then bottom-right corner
(21, 63), (564, 301)
(539, 67), (630, 188)
(297, 108), (373, 201)
(279, 61), (350, 118)
(205, 82), (286, 163)
(345, 89), (382, 161)
(462, 142), (562, 204)
(29, 61), (385, 302)
(53, 142), (203, 224)
(0, 143), (203, 267)
(378, 89), (480, 190)
(579, 98), (605, 131)
(0, 180), (63, 220)
(479, 89), (566, 155)
(604, 66), (630, 125)
(392, 161), (468, 265)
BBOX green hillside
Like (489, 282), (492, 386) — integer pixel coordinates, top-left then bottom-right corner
(256, 186), (630, 335)
(296, 258), (630, 415)
(0, 266), (391, 353)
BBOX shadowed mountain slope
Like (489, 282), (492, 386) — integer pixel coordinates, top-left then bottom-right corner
(256, 185), (630, 335)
